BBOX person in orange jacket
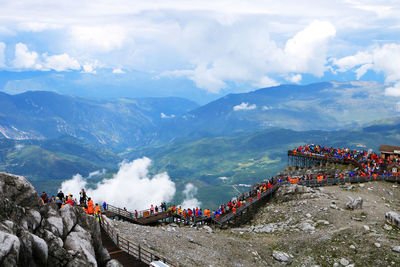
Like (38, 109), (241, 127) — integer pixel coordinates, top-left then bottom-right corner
(87, 198), (94, 214)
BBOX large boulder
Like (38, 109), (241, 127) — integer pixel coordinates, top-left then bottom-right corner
(386, 211), (400, 228)
(0, 231), (20, 266)
(0, 173), (39, 208)
(346, 196), (363, 210)
(64, 225), (97, 266)
(0, 172), (117, 266)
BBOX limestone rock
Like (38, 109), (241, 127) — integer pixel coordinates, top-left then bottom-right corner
(340, 258), (349, 266)
(107, 259), (124, 267)
(0, 172), (39, 208)
(385, 211), (400, 228)
(0, 231), (21, 266)
(346, 197), (363, 210)
(272, 250), (292, 263)
(0, 173), (109, 266)
(202, 225), (214, 234)
(64, 225), (97, 266)
(30, 233), (48, 265)
(60, 204), (78, 234)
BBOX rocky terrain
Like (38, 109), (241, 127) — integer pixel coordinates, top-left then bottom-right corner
(0, 172), (117, 266)
(109, 179), (400, 266)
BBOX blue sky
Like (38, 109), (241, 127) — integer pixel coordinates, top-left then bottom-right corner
(0, 0), (400, 103)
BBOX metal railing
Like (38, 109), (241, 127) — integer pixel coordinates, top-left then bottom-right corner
(288, 150), (362, 167)
(101, 216), (177, 266)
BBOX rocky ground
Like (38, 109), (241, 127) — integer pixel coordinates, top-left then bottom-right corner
(0, 172), (116, 266)
(110, 180), (400, 266)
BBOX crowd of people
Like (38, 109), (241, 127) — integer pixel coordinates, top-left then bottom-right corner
(39, 188), (105, 222)
(38, 144), (396, 225)
(292, 144), (400, 177)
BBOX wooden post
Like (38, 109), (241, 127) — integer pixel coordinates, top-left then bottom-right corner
(138, 244), (141, 261)
(116, 234), (119, 247)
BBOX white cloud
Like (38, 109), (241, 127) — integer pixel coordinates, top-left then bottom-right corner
(285, 74), (302, 83)
(262, 105), (272, 110)
(12, 43), (81, 72)
(163, 20), (334, 93)
(282, 20), (336, 76)
(13, 43), (40, 69)
(17, 22), (61, 32)
(1, 0), (400, 92)
(385, 82), (400, 97)
(252, 76), (280, 88)
(42, 53), (80, 71)
(70, 25), (126, 52)
(160, 112), (175, 119)
(60, 157), (176, 210)
(179, 183), (201, 209)
(82, 61), (99, 74)
(233, 102), (257, 111)
(112, 68), (125, 74)
(333, 43), (400, 84)
(0, 42), (5, 67)
(88, 169), (106, 178)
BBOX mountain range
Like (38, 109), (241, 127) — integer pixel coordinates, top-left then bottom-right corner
(0, 81), (398, 206)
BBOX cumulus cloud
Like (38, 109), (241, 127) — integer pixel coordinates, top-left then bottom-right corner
(333, 43), (400, 82)
(12, 43), (81, 72)
(385, 82), (400, 97)
(164, 20), (335, 93)
(59, 157), (176, 210)
(82, 61), (99, 74)
(160, 112), (175, 119)
(285, 74), (302, 83)
(179, 183), (201, 209)
(233, 102), (257, 111)
(0, 42), (5, 67)
(252, 76), (280, 88)
(1, 1), (399, 93)
(282, 20), (336, 76)
(112, 68), (125, 74)
(42, 53), (80, 71)
(13, 43), (40, 69)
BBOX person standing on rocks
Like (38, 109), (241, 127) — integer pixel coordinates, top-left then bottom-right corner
(57, 190), (64, 201)
(94, 203), (102, 222)
(88, 197), (94, 214)
(80, 189), (87, 206)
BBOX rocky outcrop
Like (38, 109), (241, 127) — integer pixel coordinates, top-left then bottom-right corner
(0, 172), (112, 266)
(385, 211), (400, 228)
(346, 196), (363, 210)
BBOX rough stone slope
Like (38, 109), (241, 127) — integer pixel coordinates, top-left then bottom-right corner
(110, 181), (400, 266)
(0, 172), (112, 266)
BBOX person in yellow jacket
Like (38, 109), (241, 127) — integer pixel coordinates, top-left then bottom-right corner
(94, 203), (102, 222)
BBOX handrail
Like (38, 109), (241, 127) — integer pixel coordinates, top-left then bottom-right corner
(101, 216), (177, 266)
(288, 150), (362, 167)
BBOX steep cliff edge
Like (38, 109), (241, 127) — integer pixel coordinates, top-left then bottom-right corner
(0, 172), (111, 266)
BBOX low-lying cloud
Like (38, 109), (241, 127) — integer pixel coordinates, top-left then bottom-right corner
(179, 183), (201, 209)
(233, 102), (257, 111)
(59, 157), (176, 210)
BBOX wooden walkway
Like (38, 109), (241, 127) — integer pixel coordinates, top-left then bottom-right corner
(101, 216), (177, 267)
(288, 150), (362, 168)
(100, 151), (400, 266)
(101, 227), (147, 267)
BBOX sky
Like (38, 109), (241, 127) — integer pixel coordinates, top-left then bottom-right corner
(1, 0), (400, 103)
